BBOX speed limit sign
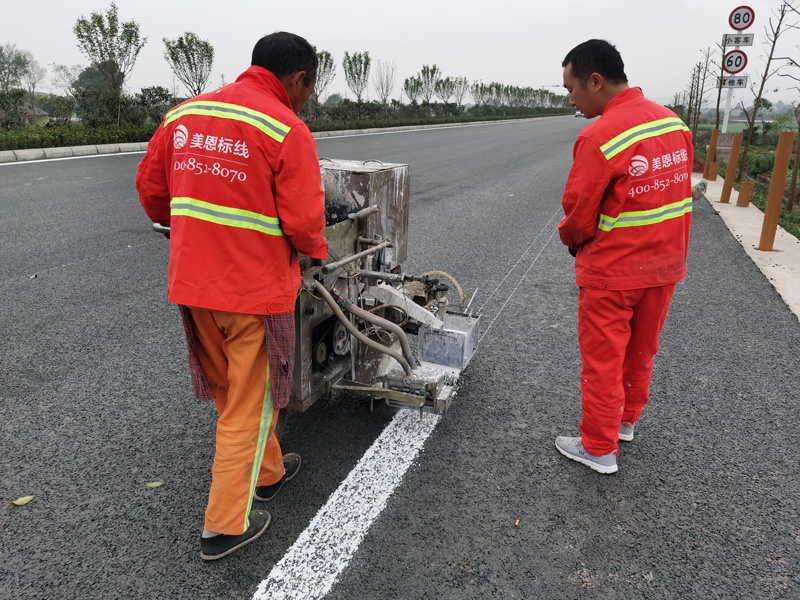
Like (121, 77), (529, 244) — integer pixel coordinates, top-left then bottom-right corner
(729, 6), (755, 31)
(723, 50), (748, 74)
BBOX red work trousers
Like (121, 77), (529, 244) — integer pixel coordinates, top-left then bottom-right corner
(577, 284), (675, 456)
(187, 307), (285, 535)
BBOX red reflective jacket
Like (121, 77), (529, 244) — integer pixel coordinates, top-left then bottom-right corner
(559, 87), (693, 290)
(136, 66), (327, 315)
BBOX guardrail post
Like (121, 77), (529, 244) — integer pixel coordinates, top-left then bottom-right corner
(720, 134), (744, 204)
(757, 131), (795, 251)
(703, 129), (720, 179)
(737, 181), (754, 207)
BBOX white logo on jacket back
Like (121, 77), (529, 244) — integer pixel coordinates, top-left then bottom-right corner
(173, 125), (188, 149)
(629, 155), (649, 176)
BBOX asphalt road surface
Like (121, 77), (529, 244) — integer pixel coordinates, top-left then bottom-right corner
(2, 117), (798, 599)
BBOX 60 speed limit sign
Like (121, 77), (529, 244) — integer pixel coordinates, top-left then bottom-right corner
(729, 6), (755, 31)
(723, 50), (748, 74)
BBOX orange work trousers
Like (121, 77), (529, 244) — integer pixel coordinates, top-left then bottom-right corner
(187, 307), (285, 535)
(577, 284), (675, 456)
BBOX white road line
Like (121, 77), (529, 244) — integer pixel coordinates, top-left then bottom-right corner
(253, 409), (440, 600)
(0, 151), (145, 167)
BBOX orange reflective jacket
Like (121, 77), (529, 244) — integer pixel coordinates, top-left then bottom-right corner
(136, 66), (327, 314)
(559, 87), (693, 290)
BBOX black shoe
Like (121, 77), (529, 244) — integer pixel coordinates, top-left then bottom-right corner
(199, 510), (271, 561)
(254, 453), (301, 501)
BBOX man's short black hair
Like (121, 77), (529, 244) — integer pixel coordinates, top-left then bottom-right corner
(252, 32), (318, 86)
(562, 39), (628, 86)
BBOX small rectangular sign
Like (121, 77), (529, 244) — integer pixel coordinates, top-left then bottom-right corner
(718, 75), (749, 88)
(723, 33), (754, 46)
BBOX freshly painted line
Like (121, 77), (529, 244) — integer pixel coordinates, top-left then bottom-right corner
(253, 409), (440, 600)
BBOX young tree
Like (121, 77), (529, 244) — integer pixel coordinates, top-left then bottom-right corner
(51, 64), (83, 96)
(714, 37), (728, 128)
(73, 2), (147, 124)
(786, 104), (800, 211)
(418, 64), (440, 104)
(470, 80), (488, 107)
(372, 59), (395, 117)
(735, 2), (793, 182)
(435, 76), (455, 104)
(20, 52), (46, 107)
(342, 51), (370, 103)
(314, 48), (335, 103)
(163, 32), (214, 97)
(0, 43), (29, 91)
(403, 76), (421, 104)
(452, 76), (469, 107)
(690, 48), (713, 139)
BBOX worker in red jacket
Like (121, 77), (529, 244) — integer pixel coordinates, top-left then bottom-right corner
(136, 32), (327, 559)
(555, 39), (693, 475)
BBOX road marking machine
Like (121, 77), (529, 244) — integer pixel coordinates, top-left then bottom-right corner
(155, 159), (479, 421)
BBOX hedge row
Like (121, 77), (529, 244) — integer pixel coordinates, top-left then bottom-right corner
(0, 124), (158, 151)
(0, 112), (571, 152)
(307, 113), (568, 133)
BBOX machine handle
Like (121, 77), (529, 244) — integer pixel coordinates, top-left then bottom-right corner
(347, 205), (381, 221)
(152, 223), (171, 239)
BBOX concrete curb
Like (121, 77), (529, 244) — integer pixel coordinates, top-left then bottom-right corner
(0, 116), (568, 163)
(0, 141), (150, 164)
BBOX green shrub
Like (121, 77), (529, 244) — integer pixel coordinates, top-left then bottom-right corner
(745, 149), (775, 175)
(0, 110), (570, 151)
(0, 124), (157, 151)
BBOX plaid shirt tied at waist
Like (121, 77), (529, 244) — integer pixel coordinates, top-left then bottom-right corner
(178, 305), (296, 409)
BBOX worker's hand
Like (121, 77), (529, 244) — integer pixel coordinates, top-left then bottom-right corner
(568, 247), (578, 257)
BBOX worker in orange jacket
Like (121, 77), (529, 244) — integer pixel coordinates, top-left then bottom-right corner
(136, 32), (327, 559)
(555, 39), (693, 474)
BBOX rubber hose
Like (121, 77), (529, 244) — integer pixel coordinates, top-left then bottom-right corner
(346, 303), (418, 369)
(309, 280), (413, 375)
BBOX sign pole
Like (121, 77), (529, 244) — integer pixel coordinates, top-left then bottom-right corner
(722, 88), (733, 133)
(721, 7), (755, 134)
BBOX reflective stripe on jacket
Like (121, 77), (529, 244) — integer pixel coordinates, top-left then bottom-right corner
(136, 66), (327, 314)
(559, 87), (693, 290)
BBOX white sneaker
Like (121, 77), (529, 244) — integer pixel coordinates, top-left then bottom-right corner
(555, 436), (618, 474)
(618, 421), (635, 442)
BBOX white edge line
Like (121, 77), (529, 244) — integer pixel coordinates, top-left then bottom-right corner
(253, 409), (440, 600)
(0, 151), (146, 167)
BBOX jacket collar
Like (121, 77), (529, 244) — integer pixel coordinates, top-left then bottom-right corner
(605, 87), (643, 113)
(235, 66), (293, 110)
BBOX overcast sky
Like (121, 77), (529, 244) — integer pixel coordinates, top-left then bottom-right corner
(2, 0), (799, 106)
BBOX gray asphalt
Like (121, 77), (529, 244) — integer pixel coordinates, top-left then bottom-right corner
(1, 117), (798, 599)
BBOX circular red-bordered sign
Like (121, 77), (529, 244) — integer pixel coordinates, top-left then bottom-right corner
(729, 6), (755, 31)
(723, 50), (748, 74)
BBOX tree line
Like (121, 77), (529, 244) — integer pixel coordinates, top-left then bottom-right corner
(0, 2), (568, 131)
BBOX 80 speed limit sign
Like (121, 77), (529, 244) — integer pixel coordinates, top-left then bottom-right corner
(723, 50), (748, 74)
(729, 6), (755, 30)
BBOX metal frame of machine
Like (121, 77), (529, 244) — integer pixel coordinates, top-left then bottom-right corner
(289, 159), (479, 416)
